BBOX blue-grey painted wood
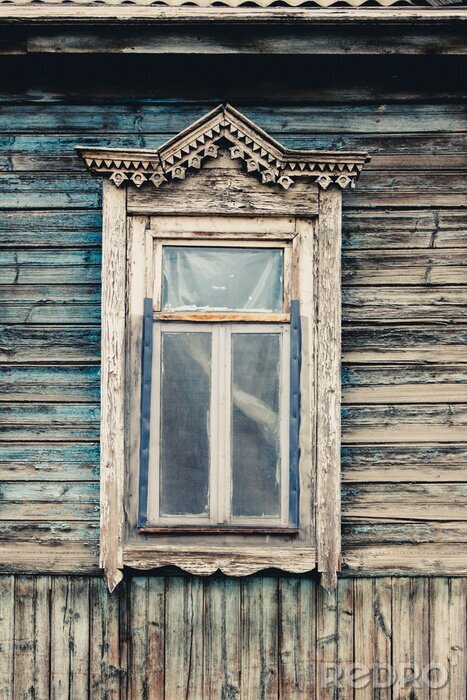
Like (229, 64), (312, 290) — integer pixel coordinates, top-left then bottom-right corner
(0, 104), (464, 134)
(138, 298), (154, 528)
(289, 300), (301, 529)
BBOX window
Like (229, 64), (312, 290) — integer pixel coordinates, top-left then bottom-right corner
(138, 240), (299, 531)
(77, 103), (368, 591)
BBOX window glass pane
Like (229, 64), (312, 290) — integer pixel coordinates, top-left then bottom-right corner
(162, 246), (283, 312)
(231, 333), (281, 518)
(159, 331), (211, 516)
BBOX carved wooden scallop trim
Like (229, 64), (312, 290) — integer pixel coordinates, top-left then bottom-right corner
(77, 103), (369, 193)
(124, 544), (317, 576)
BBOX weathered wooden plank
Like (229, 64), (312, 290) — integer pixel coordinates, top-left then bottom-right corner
(0, 249), (101, 285)
(342, 325), (467, 364)
(343, 287), (467, 324)
(50, 577), (90, 699)
(0, 325), (100, 363)
(0, 403), (99, 441)
(0, 366), (100, 403)
(0, 210), (101, 248)
(342, 483), (467, 521)
(128, 576), (164, 700)
(353, 578), (374, 700)
(0, 174), (100, 209)
(0, 482), (99, 522)
(343, 544), (467, 576)
(0, 285), (100, 325)
(342, 521), (467, 546)
(23, 25), (467, 56)
(392, 577), (430, 700)
(165, 577), (204, 699)
(13, 575), (50, 700)
(0, 442), (99, 481)
(90, 577), (121, 700)
(0, 481), (99, 503)
(336, 578), (353, 700)
(0, 520), (99, 544)
(429, 578), (451, 700)
(316, 186), (341, 594)
(99, 178), (126, 593)
(342, 366), (467, 405)
(241, 578), (279, 700)
(342, 404), (467, 444)
(128, 168), (319, 217)
(0, 502), (99, 521)
(203, 578), (241, 699)
(343, 249), (467, 286)
(0, 104), (464, 134)
(342, 208), (467, 250)
(0, 575), (14, 699)
(342, 444), (467, 483)
(278, 577), (315, 698)
(445, 578), (467, 700)
(315, 585), (337, 699)
(3, 134), (467, 172)
(0, 545), (98, 574)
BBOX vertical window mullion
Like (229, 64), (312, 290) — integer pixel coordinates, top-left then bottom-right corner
(223, 325), (232, 524)
(210, 325), (220, 524)
(214, 324), (231, 524)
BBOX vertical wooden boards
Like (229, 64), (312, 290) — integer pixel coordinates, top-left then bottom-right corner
(203, 578), (241, 699)
(0, 573), (467, 697)
(128, 576), (164, 700)
(316, 186), (342, 594)
(278, 577), (316, 698)
(50, 577), (90, 699)
(164, 577), (204, 699)
(100, 179), (126, 592)
(315, 584), (338, 699)
(90, 577), (122, 700)
(336, 578), (354, 700)
(13, 576), (50, 700)
(241, 578), (279, 699)
(0, 576), (14, 699)
(430, 578), (467, 700)
(392, 577), (430, 700)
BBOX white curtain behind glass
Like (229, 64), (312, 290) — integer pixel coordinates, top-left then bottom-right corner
(162, 246), (283, 312)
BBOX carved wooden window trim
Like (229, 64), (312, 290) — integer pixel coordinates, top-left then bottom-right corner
(77, 104), (369, 592)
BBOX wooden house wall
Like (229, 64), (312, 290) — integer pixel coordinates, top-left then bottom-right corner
(0, 54), (465, 574)
(0, 51), (465, 699)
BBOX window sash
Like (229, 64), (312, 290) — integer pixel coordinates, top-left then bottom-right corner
(152, 238), (292, 319)
(144, 321), (291, 527)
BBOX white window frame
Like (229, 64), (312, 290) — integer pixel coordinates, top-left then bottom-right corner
(147, 322), (291, 528)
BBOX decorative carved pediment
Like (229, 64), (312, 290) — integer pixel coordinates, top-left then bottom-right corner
(77, 103), (369, 191)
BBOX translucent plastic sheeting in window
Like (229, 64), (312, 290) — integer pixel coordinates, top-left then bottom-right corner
(162, 246), (283, 312)
(231, 332), (282, 518)
(159, 331), (211, 516)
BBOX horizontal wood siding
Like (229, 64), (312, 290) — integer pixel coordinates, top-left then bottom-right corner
(0, 573), (465, 699)
(0, 54), (465, 572)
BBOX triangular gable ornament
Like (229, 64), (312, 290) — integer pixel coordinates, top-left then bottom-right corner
(77, 103), (369, 191)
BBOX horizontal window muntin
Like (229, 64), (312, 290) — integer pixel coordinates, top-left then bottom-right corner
(146, 322), (291, 528)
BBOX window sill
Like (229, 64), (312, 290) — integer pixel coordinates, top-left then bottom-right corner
(139, 526), (300, 535)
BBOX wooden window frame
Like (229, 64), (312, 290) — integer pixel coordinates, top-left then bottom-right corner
(143, 321), (291, 530)
(77, 103), (368, 591)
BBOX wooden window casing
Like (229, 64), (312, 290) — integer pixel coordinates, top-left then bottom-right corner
(77, 104), (368, 591)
